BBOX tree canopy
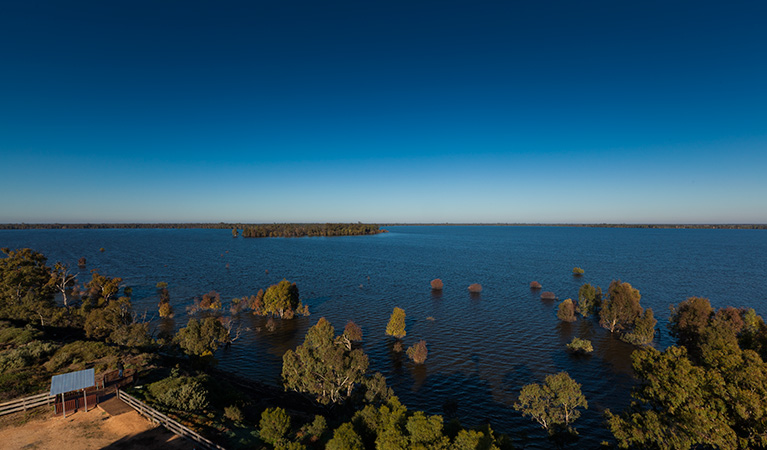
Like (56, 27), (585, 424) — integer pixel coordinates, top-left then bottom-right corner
(262, 279), (300, 318)
(599, 280), (642, 333)
(175, 317), (230, 357)
(514, 372), (588, 434)
(282, 317), (371, 405)
(385, 307), (406, 339)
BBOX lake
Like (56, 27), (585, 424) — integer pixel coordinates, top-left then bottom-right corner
(2, 225), (766, 448)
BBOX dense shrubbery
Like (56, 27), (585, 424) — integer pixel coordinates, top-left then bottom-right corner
(147, 374), (210, 411)
(566, 337), (593, 354)
(557, 299), (577, 322)
(242, 223), (382, 238)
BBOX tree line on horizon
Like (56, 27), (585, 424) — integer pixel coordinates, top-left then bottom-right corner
(3, 222), (764, 230)
(241, 223), (383, 238)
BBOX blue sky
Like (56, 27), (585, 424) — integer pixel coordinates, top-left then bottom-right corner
(1, 1), (766, 223)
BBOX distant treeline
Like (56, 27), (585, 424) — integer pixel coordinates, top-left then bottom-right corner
(382, 223), (767, 230)
(0, 223), (240, 230)
(2, 223), (764, 230)
(241, 223), (384, 238)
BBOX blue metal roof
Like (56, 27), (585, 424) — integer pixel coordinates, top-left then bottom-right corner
(50, 368), (95, 396)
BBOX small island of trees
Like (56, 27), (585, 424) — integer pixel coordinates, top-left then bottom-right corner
(242, 223), (384, 238)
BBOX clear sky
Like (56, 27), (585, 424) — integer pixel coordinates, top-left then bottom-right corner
(1, 1), (766, 223)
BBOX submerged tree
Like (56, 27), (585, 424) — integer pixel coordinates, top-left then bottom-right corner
(262, 279), (300, 318)
(622, 308), (657, 346)
(600, 280), (642, 333)
(669, 296), (714, 351)
(386, 307), (406, 339)
(282, 317), (370, 404)
(557, 299), (577, 322)
(340, 321), (363, 350)
(514, 372), (588, 434)
(406, 340), (428, 364)
(175, 316), (230, 357)
(576, 283), (602, 317)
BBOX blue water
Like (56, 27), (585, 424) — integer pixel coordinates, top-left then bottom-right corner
(2, 226), (766, 448)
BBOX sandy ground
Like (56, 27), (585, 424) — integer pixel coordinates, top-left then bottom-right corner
(0, 404), (191, 450)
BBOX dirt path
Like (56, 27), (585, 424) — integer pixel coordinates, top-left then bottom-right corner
(0, 405), (191, 450)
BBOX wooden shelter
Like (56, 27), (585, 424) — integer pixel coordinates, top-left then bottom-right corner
(49, 368), (97, 417)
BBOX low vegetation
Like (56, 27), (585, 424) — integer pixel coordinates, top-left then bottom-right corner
(566, 337), (593, 354)
(242, 223), (383, 238)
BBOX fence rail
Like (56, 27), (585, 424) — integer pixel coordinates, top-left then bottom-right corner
(0, 392), (54, 416)
(116, 389), (226, 450)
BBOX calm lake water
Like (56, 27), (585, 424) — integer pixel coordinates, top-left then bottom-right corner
(2, 226), (766, 448)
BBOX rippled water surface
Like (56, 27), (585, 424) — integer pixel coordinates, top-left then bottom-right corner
(3, 226), (766, 448)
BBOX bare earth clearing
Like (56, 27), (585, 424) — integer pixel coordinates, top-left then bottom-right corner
(0, 403), (190, 450)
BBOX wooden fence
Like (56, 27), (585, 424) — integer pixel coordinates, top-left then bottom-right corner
(0, 392), (54, 416)
(116, 389), (226, 450)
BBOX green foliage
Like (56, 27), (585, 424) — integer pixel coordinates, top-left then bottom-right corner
(327, 422), (364, 450)
(622, 308), (657, 346)
(0, 323), (43, 345)
(669, 296), (714, 354)
(147, 375), (210, 411)
(304, 415), (327, 438)
(156, 281), (168, 289)
(259, 407), (291, 445)
(158, 300), (173, 318)
(0, 340), (59, 373)
(44, 340), (118, 372)
(557, 298), (576, 322)
(386, 307), (406, 339)
(452, 429), (484, 450)
(263, 280), (300, 318)
(566, 337), (593, 354)
(576, 283), (602, 317)
(572, 267), (584, 276)
(514, 372), (588, 434)
(175, 317), (230, 357)
(349, 396), (509, 450)
(84, 297), (148, 346)
(406, 340), (428, 364)
(606, 346), (737, 450)
(0, 248), (55, 322)
(81, 270), (122, 311)
(224, 405), (244, 422)
(242, 223), (382, 238)
(406, 411), (450, 449)
(282, 317), (370, 404)
(599, 280), (642, 333)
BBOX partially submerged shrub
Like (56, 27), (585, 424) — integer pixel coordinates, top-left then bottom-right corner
(468, 283), (482, 293)
(530, 281), (542, 289)
(557, 299), (577, 322)
(541, 291), (556, 300)
(430, 279), (444, 290)
(566, 337), (594, 354)
(573, 267), (585, 276)
(386, 307), (406, 338)
(406, 340), (428, 364)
